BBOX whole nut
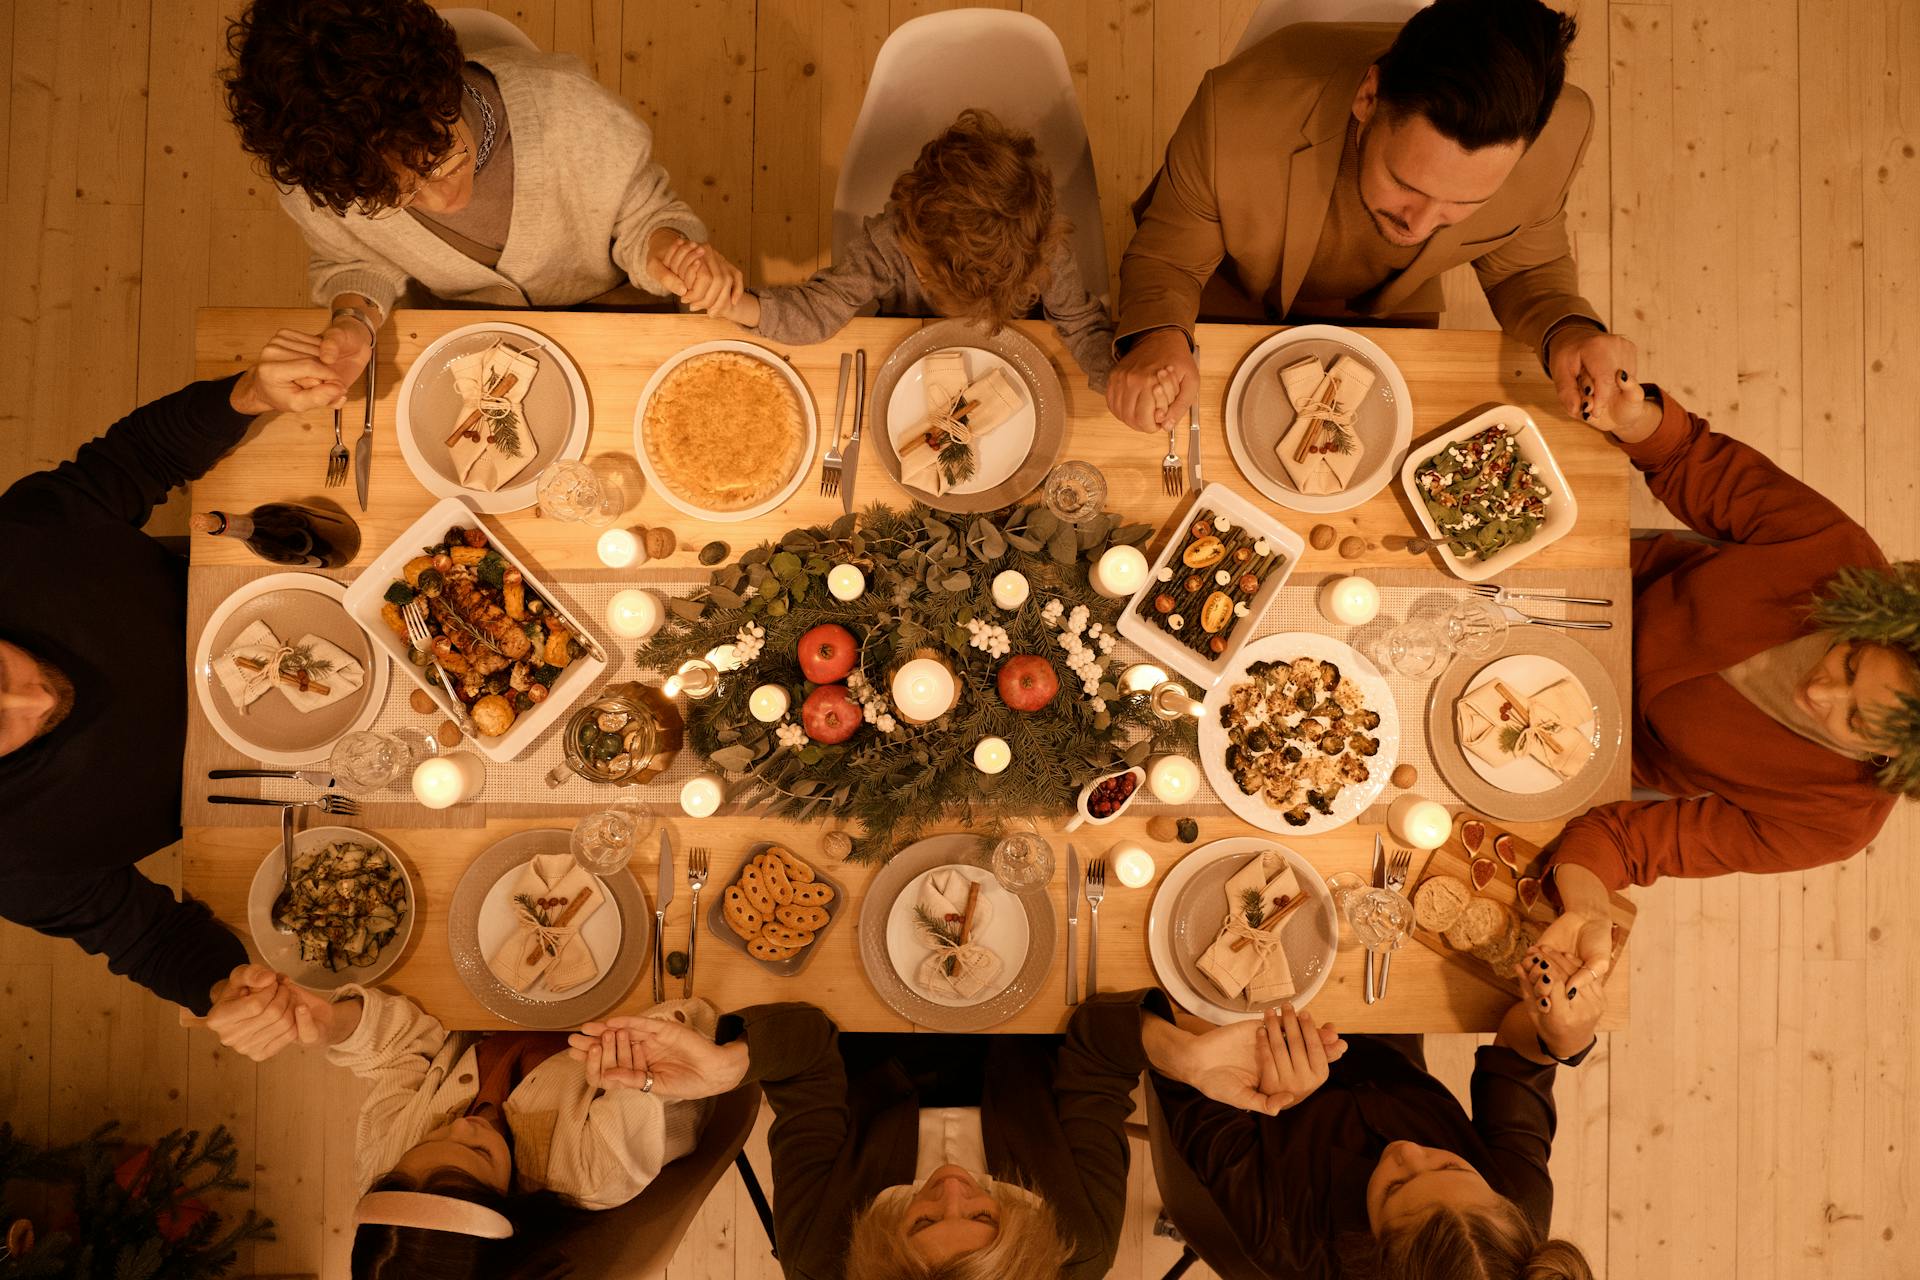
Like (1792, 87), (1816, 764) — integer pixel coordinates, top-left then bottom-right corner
(1309, 524), (1337, 550)
(1391, 762), (1418, 788)
(436, 719), (464, 748)
(644, 527), (677, 560)
(409, 689), (439, 715)
(1338, 535), (1366, 560)
(822, 831), (854, 858)
(1146, 815), (1180, 842)
(697, 540), (731, 566)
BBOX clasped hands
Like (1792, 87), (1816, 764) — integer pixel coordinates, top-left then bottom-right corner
(1159, 1004), (1348, 1116)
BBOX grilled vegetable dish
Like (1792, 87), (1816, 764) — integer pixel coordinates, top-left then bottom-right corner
(1133, 509), (1288, 659)
(1220, 657), (1381, 826)
(274, 840), (409, 971)
(1413, 425), (1549, 562)
(377, 525), (581, 736)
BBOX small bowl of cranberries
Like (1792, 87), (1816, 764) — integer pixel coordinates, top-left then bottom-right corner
(1064, 765), (1147, 832)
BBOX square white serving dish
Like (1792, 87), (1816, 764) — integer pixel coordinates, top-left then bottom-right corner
(1397, 405), (1579, 583)
(1115, 483), (1307, 689)
(341, 496), (608, 763)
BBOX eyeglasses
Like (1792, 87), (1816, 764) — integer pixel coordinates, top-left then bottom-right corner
(357, 140), (472, 219)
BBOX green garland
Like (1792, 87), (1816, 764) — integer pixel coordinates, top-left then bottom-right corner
(1808, 560), (1920, 795)
(638, 501), (1199, 862)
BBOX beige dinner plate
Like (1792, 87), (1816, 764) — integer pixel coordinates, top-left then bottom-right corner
(193, 572), (387, 767)
(1427, 628), (1623, 823)
(857, 833), (1054, 1031)
(246, 825), (416, 992)
(871, 320), (1066, 514)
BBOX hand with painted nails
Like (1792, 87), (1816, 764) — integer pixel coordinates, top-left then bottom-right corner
(1545, 324), (1638, 424)
(1513, 944), (1603, 1060)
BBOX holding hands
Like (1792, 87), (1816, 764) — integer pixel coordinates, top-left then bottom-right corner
(229, 329), (364, 416)
(1545, 324), (1642, 431)
(1106, 328), (1200, 433)
(185, 963), (344, 1061)
(1150, 1004), (1347, 1115)
(1513, 942), (1604, 1060)
(649, 231), (751, 322)
(567, 1016), (748, 1099)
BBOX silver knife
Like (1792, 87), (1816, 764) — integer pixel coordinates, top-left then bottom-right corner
(840, 348), (865, 515)
(1064, 843), (1081, 1006)
(1187, 343), (1203, 487)
(654, 828), (674, 1004)
(1364, 833), (1384, 1005)
(208, 767), (337, 789)
(353, 340), (377, 512)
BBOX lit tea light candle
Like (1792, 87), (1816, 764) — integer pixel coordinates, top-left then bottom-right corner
(1388, 794), (1453, 850)
(679, 773), (724, 818)
(827, 564), (866, 601)
(748, 683), (791, 723)
(1146, 754), (1200, 804)
(1119, 663), (1169, 695)
(1318, 575), (1381, 626)
(891, 656), (958, 723)
(706, 644), (740, 672)
(973, 735), (1012, 774)
(412, 752), (484, 810)
(1092, 545), (1149, 599)
(664, 658), (718, 700)
(596, 527), (641, 569)
(1110, 842), (1156, 889)
(991, 569), (1030, 610)
(604, 588), (662, 639)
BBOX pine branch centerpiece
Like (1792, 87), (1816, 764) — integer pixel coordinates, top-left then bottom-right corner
(638, 502), (1199, 863)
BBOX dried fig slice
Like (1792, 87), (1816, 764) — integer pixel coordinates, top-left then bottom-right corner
(1515, 877), (1545, 915)
(1460, 819), (1487, 854)
(1181, 536), (1227, 568)
(1470, 857), (1497, 892)
(1493, 832), (1526, 876)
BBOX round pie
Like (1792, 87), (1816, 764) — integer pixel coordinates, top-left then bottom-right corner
(642, 351), (805, 513)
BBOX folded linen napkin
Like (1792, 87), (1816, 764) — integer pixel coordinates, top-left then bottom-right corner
(1195, 852), (1299, 1003)
(447, 341), (542, 492)
(895, 365), (1027, 495)
(912, 868), (1002, 1000)
(211, 619), (284, 712)
(1274, 355), (1374, 494)
(487, 854), (604, 993)
(915, 868), (995, 941)
(211, 622), (365, 715)
(1455, 677), (1591, 780)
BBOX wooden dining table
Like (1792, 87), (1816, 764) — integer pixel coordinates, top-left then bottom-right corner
(183, 307), (1632, 1034)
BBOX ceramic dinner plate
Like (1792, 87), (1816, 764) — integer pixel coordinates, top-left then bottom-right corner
(1147, 838), (1338, 1022)
(448, 829), (650, 1028)
(858, 833), (1053, 1031)
(194, 572), (388, 768)
(396, 321), (592, 513)
(1457, 654), (1597, 795)
(870, 320), (1065, 514)
(883, 863), (1030, 1008)
(246, 825), (415, 992)
(1224, 324), (1413, 514)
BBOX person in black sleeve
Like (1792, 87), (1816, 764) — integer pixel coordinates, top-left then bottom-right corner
(0, 330), (352, 1015)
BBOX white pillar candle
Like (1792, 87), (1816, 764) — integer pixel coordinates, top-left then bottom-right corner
(1110, 842), (1156, 889)
(1387, 794), (1453, 850)
(411, 752), (484, 809)
(604, 588), (662, 639)
(1318, 575), (1381, 626)
(748, 683), (791, 723)
(1092, 544), (1150, 599)
(891, 656), (958, 722)
(973, 735), (1012, 775)
(827, 563), (866, 601)
(1146, 754), (1200, 804)
(705, 644), (740, 672)
(991, 569), (1031, 610)
(596, 527), (641, 569)
(679, 773), (724, 818)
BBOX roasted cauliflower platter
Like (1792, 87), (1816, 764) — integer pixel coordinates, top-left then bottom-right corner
(1219, 656), (1382, 826)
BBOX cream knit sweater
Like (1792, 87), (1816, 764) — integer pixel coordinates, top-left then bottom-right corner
(280, 45), (706, 316)
(328, 985), (716, 1209)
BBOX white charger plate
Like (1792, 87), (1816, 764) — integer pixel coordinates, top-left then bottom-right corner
(246, 825), (414, 991)
(1458, 655), (1598, 795)
(1199, 632), (1401, 836)
(474, 860), (625, 1002)
(885, 863), (1029, 1008)
(883, 348), (1037, 495)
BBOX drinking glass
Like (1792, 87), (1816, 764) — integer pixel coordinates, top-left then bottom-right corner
(538, 460), (620, 527)
(1042, 460), (1107, 524)
(1325, 871), (1414, 959)
(1376, 617), (1448, 679)
(329, 731), (428, 793)
(1422, 595), (1509, 659)
(571, 807), (648, 876)
(990, 829), (1056, 892)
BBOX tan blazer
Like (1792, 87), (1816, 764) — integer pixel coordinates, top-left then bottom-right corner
(1116, 23), (1601, 357)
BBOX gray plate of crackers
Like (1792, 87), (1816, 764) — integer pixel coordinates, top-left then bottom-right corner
(705, 841), (846, 976)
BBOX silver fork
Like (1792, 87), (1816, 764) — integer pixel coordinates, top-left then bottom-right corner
(1467, 583), (1615, 608)
(1084, 858), (1107, 995)
(209, 793), (362, 817)
(684, 847), (709, 997)
(403, 600), (478, 736)
(1377, 848), (1413, 998)
(1161, 426), (1184, 496)
(820, 353), (851, 498)
(325, 408), (350, 486)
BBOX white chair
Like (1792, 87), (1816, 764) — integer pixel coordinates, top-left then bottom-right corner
(1229, 0), (1430, 59)
(834, 9), (1108, 302)
(439, 6), (539, 54)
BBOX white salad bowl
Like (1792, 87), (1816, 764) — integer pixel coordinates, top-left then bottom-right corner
(1397, 405), (1579, 583)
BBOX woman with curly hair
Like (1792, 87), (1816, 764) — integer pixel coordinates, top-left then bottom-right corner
(223, 0), (738, 385)
(1534, 375), (1920, 1003)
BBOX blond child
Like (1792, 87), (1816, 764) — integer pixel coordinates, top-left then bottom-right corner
(663, 109), (1114, 391)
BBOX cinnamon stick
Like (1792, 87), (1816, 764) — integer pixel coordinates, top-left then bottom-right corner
(446, 371), (520, 447)
(525, 884), (596, 965)
(233, 654), (331, 697)
(958, 880), (982, 945)
(1492, 680), (1530, 721)
(1291, 375), (1345, 464)
(1231, 893), (1310, 951)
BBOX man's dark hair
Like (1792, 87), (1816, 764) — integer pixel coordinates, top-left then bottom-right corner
(223, 0), (466, 215)
(1375, 0), (1579, 149)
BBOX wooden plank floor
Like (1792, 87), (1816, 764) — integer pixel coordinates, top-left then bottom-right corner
(2, 1), (1914, 1274)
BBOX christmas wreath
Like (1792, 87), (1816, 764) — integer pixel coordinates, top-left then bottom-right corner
(638, 502), (1199, 861)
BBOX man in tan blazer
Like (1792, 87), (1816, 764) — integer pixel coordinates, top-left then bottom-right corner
(1109, 0), (1635, 433)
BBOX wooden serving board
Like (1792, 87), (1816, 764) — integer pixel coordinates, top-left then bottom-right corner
(1406, 817), (1637, 995)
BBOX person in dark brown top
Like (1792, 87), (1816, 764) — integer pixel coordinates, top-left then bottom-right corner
(1156, 973), (1600, 1278)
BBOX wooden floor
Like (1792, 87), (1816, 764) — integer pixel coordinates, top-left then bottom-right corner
(2, 1), (1915, 1275)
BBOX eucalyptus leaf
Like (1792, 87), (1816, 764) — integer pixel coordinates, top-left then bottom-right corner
(1027, 508), (1060, 541)
(1094, 711), (1112, 732)
(941, 572), (972, 593)
(710, 744), (758, 772)
(707, 585), (745, 609)
(783, 530), (818, 548)
(1004, 531), (1041, 552)
(945, 624), (969, 650)
(805, 556), (830, 575)
(1047, 526), (1079, 565)
(765, 596), (790, 617)
(1112, 522), (1154, 545)
(667, 597), (706, 621)
(1123, 739), (1153, 766)
(1098, 681), (1119, 701)
(771, 550), (803, 580)
(792, 575), (811, 603)
(741, 546), (772, 566)
(956, 605), (975, 625)
(791, 778), (821, 795)
(829, 511), (858, 540)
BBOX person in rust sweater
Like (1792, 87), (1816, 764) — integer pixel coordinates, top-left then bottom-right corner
(1536, 375), (1918, 1005)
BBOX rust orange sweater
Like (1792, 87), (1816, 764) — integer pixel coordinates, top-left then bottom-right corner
(1548, 390), (1896, 890)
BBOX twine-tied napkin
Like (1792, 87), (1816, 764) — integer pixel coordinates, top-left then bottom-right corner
(1275, 354), (1375, 494)
(1196, 851), (1299, 1003)
(1456, 676), (1592, 780)
(212, 620), (365, 714)
(487, 854), (604, 993)
(895, 355), (1026, 495)
(912, 868), (1002, 1000)
(447, 341), (542, 492)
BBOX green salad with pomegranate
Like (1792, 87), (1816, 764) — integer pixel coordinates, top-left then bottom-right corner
(1413, 426), (1550, 562)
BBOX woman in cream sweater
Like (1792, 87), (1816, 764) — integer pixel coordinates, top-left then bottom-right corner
(197, 964), (715, 1277)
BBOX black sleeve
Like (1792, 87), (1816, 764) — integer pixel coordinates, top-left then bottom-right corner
(0, 867), (247, 1014)
(1469, 1044), (1558, 1229)
(0, 376), (252, 529)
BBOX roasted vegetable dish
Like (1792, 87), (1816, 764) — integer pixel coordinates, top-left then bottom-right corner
(1133, 509), (1288, 660)
(274, 840), (409, 971)
(378, 524), (581, 736)
(1220, 657), (1381, 826)
(1413, 425), (1550, 562)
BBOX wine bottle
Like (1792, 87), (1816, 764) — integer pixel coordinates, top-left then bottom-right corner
(189, 502), (362, 568)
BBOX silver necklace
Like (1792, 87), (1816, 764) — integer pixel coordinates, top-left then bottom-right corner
(463, 79), (498, 173)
